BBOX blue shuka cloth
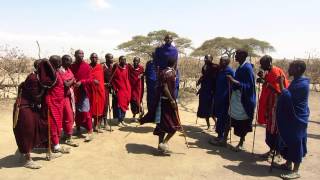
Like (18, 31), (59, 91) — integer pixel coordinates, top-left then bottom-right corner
(154, 43), (180, 100)
(175, 69), (180, 99)
(214, 66), (235, 136)
(145, 60), (157, 111)
(197, 64), (219, 118)
(232, 62), (256, 120)
(276, 76), (310, 163)
(76, 96), (90, 112)
(154, 44), (178, 70)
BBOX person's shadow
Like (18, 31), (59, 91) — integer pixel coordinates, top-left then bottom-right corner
(118, 126), (154, 134)
(0, 153), (22, 169)
(180, 124), (284, 178)
(125, 143), (171, 157)
(0, 149), (47, 169)
(209, 149), (283, 178)
(0, 150), (23, 169)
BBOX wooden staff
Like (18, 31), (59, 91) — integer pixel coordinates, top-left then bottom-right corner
(35, 40), (53, 160)
(228, 80), (232, 143)
(252, 83), (261, 154)
(46, 108), (52, 160)
(36, 41), (41, 59)
(107, 93), (112, 132)
(269, 121), (279, 173)
(138, 73), (144, 118)
(174, 102), (189, 149)
(96, 89), (99, 132)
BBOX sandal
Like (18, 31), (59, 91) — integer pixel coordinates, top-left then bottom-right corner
(280, 171), (301, 179)
(84, 134), (93, 142)
(46, 152), (62, 161)
(24, 160), (42, 169)
(54, 146), (71, 154)
(65, 139), (79, 147)
(94, 129), (104, 133)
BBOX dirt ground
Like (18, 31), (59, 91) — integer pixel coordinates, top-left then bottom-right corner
(0, 92), (319, 180)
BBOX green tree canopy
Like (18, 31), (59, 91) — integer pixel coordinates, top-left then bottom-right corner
(117, 30), (193, 58)
(191, 37), (275, 58)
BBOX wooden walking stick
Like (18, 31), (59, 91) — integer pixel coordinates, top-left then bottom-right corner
(174, 102), (189, 149)
(269, 124), (279, 173)
(35, 40), (53, 160)
(46, 108), (52, 160)
(95, 92), (100, 132)
(107, 93), (113, 132)
(252, 83), (261, 154)
(138, 74), (144, 119)
(228, 80), (232, 143)
(36, 41), (41, 59)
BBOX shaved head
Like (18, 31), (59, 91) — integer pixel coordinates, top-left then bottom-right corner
(75, 49), (84, 62)
(49, 55), (62, 69)
(260, 55), (273, 71)
(164, 34), (173, 45)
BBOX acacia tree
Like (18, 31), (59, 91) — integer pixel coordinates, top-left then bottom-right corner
(117, 30), (193, 58)
(191, 37), (275, 59)
(0, 45), (32, 92)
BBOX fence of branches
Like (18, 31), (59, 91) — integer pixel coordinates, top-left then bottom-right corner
(1, 47), (319, 99)
(178, 56), (320, 93)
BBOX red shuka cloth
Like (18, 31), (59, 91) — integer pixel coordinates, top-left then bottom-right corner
(60, 68), (75, 136)
(128, 64), (144, 105)
(60, 68), (74, 96)
(111, 64), (131, 112)
(70, 61), (93, 103)
(70, 61), (93, 131)
(46, 72), (65, 145)
(258, 66), (289, 125)
(90, 64), (105, 116)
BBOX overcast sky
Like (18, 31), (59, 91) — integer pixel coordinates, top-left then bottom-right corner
(0, 0), (319, 59)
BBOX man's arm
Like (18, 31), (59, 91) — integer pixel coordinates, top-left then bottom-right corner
(163, 83), (177, 110)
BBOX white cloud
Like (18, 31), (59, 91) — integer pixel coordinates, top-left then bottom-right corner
(90, 0), (110, 10)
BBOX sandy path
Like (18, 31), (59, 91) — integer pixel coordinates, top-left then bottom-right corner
(0, 92), (319, 180)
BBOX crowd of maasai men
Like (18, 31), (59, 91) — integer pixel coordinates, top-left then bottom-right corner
(12, 34), (310, 180)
